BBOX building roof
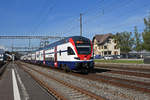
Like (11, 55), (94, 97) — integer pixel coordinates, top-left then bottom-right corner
(93, 33), (113, 44)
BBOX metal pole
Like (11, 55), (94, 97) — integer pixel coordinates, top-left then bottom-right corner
(29, 38), (31, 51)
(80, 13), (82, 36)
(12, 41), (14, 52)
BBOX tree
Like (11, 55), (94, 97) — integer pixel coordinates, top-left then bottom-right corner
(114, 31), (134, 57)
(134, 26), (143, 52)
(142, 17), (150, 51)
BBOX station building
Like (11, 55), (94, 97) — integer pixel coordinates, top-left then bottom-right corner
(93, 33), (120, 56)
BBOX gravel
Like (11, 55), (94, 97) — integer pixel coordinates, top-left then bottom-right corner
(21, 65), (93, 100)
(96, 72), (150, 83)
(23, 63), (150, 100)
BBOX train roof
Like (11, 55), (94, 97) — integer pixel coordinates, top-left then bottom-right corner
(36, 36), (90, 51)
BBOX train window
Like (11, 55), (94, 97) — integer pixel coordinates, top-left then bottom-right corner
(67, 47), (75, 55)
(59, 50), (61, 56)
(45, 57), (54, 61)
(37, 54), (39, 58)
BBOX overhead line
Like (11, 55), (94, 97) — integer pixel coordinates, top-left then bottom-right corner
(63, 0), (106, 34)
(33, 0), (56, 33)
(64, 0), (131, 34)
(0, 36), (65, 39)
(107, 2), (150, 31)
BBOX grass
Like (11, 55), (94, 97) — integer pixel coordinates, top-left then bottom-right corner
(94, 59), (144, 64)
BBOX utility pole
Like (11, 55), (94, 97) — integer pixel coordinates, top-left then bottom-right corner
(29, 38), (31, 51)
(12, 41), (14, 52)
(80, 13), (82, 36)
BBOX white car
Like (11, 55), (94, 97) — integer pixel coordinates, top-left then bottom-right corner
(104, 56), (114, 60)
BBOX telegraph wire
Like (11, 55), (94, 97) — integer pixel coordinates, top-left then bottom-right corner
(81, 0), (136, 36)
(64, 0), (131, 34)
(63, 0), (105, 35)
(106, 2), (150, 32)
(32, 0), (56, 34)
(82, 0), (105, 15)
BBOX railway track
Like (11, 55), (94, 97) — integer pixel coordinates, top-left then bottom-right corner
(81, 68), (150, 93)
(95, 66), (150, 74)
(17, 62), (105, 100)
(83, 73), (150, 93)
(17, 61), (150, 100)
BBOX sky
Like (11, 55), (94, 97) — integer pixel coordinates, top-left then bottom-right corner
(0, 0), (150, 50)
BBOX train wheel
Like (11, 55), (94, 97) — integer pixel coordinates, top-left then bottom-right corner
(81, 69), (88, 74)
(64, 65), (70, 73)
(59, 64), (63, 70)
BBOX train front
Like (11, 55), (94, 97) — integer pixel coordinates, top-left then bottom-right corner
(69, 36), (94, 72)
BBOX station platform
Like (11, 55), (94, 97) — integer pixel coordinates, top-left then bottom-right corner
(0, 62), (56, 100)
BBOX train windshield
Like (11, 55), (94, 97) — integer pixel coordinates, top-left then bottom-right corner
(76, 45), (91, 55)
(72, 36), (92, 55)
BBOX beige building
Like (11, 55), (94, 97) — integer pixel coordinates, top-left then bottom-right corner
(93, 33), (120, 56)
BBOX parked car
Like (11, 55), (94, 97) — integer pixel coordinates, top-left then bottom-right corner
(104, 56), (114, 60)
(94, 55), (102, 59)
(113, 55), (121, 59)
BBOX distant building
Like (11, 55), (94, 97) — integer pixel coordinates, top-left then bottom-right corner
(93, 33), (120, 56)
(0, 49), (5, 61)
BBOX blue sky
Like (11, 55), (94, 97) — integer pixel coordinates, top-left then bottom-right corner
(0, 0), (150, 50)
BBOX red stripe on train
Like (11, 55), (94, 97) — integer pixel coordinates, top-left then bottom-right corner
(69, 38), (92, 60)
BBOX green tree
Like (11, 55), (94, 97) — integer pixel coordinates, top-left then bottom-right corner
(134, 26), (143, 52)
(114, 31), (134, 57)
(142, 17), (150, 51)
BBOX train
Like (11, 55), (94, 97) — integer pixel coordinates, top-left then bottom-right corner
(0, 49), (5, 62)
(21, 36), (94, 73)
(0, 49), (5, 67)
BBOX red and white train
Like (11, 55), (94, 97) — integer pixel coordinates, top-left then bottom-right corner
(21, 36), (94, 73)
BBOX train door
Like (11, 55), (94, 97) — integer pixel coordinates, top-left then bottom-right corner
(54, 46), (58, 67)
(35, 52), (36, 63)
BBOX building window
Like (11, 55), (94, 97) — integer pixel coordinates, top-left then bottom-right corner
(114, 51), (118, 55)
(104, 46), (107, 49)
(104, 51), (107, 55)
(114, 45), (118, 49)
(104, 51), (111, 55)
(108, 51), (111, 55)
(107, 39), (111, 43)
